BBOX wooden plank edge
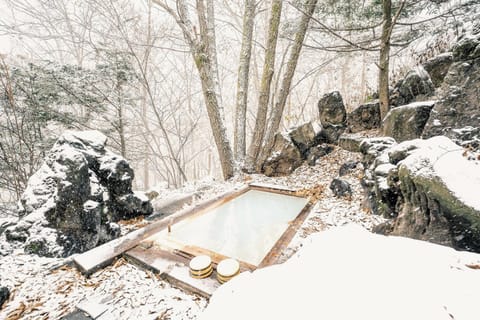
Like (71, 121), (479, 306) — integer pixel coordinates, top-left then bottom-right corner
(124, 249), (214, 298)
(257, 201), (314, 268)
(162, 270), (215, 299)
(248, 182), (299, 193)
(73, 185), (249, 275)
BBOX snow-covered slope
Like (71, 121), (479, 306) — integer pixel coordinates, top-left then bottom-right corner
(200, 226), (480, 320)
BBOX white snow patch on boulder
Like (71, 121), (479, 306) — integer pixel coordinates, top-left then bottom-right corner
(399, 136), (480, 211)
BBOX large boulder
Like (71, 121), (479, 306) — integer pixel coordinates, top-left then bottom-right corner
(5, 131), (152, 257)
(262, 120), (335, 175)
(329, 178), (352, 198)
(288, 121), (323, 155)
(362, 136), (480, 252)
(305, 144), (333, 166)
(318, 91), (347, 143)
(318, 91), (347, 125)
(390, 66), (435, 107)
(347, 100), (381, 133)
(0, 286), (9, 309)
(360, 137), (399, 218)
(337, 133), (366, 153)
(422, 52), (453, 88)
(452, 33), (480, 61)
(359, 137), (396, 164)
(383, 101), (435, 142)
(422, 33), (480, 148)
(262, 133), (303, 177)
(339, 160), (359, 177)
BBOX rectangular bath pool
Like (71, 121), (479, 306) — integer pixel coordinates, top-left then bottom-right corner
(150, 186), (310, 267)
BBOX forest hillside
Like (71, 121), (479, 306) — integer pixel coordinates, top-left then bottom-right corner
(1, 0), (480, 319)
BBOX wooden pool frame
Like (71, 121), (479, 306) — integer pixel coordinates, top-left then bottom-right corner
(74, 183), (313, 275)
(146, 183), (313, 271)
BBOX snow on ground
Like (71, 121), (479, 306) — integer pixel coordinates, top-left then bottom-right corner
(200, 225), (480, 320)
(0, 252), (207, 319)
(0, 145), (402, 319)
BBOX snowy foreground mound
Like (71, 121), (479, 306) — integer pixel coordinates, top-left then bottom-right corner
(201, 226), (480, 320)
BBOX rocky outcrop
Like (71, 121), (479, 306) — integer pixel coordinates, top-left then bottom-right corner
(360, 137), (399, 218)
(262, 133), (304, 177)
(329, 178), (352, 198)
(318, 91), (346, 125)
(383, 101), (435, 142)
(390, 66), (435, 107)
(262, 120), (333, 176)
(263, 92), (349, 174)
(337, 133), (365, 153)
(318, 91), (347, 143)
(0, 286), (9, 309)
(305, 144), (333, 166)
(289, 121), (323, 154)
(362, 136), (480, 252)
(422, 33), (480, 148)
(359, 137), (396, 164)
(5, 131), (152, 257)
(0, 218), (16, 236)
(339, 161), (359, 177)
(422, 52), (453, 88)
(347, 101), (381, 133)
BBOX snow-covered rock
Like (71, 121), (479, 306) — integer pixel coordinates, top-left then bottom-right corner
(0, 286), (9, 309)
(329, 178), (352, 198)
(5, 130), (152, 257)
(318, 91), (347, 125)
(262, 132), (303, 177)
(393, 136), (480, 250)
(390, 65), (435, 107)
(362, 136), (480, 252)
(318, 91), (347, 142)
(423, 32), (480, 148)
(288, 121), (323, 154)
(337, 133), (366, 152)
(347, 100), (381, 133)
(422, 52), (453, 88)
(200, 226), (480, 320)
(383, 100), (435, 142)
(305, 144), (333, 166)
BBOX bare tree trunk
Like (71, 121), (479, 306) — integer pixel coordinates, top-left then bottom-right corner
(206, 0), (223, 109)
(143, 0), (153, 190)
(379, 0), (392, 122)
(115, 68), (127, 158)
(360, 51), (367, 102)
(117, 104), (127, 158)
(195, 0), (235, 179)
(154, 0), (235, 179)
(341, 54), (348, 101)
(234, 0), (256, 163)
(256, 0), (318, 171)
(379, 0), (406, 123)
(247, 0), (283, 168)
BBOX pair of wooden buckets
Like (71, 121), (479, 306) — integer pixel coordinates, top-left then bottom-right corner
(189, 255), (240, 283)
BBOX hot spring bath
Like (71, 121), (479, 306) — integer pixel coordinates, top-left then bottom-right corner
(150, 187), (310, 267)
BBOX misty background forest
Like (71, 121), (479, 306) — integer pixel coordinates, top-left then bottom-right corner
(0, 0), (477, 205)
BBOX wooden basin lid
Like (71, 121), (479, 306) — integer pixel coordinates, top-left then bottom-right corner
(189, 255), (212, 271)
(217, 258), (240, 277)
